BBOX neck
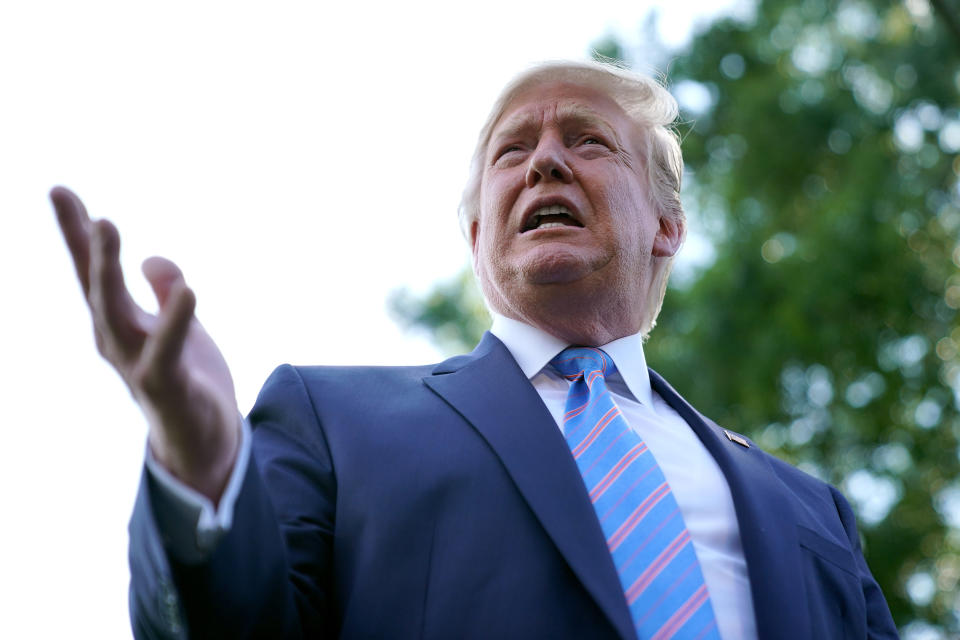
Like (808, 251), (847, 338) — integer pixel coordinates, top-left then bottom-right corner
(493, 286), (642, 346)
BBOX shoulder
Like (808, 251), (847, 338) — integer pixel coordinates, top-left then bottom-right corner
(248, 362), (443, 457)
(256, 331), (515, 403)
(257, 362), (437, 398)
(653, 368), (859, 536)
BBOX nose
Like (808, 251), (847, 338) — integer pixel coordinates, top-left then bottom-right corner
(525, 136), (573, 187)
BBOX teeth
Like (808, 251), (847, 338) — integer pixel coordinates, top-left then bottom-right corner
(533, 204), (572, 217)
(523, 204), (579, 232)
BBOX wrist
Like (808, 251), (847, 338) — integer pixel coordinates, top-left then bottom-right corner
(148, 412), (242, 505)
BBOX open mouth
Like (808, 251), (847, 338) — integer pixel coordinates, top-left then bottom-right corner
(522, 205), (584, 232)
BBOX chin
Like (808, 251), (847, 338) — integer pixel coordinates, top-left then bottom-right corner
(518, 247), (605, 285)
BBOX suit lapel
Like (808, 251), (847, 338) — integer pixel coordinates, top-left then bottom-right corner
(649, 369), (812, 640)
(424, 333), (637, 640)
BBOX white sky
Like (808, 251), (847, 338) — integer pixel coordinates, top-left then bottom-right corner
(0, 1), (742, 636)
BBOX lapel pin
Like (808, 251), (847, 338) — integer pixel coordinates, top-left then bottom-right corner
(724, 430), (751, 448)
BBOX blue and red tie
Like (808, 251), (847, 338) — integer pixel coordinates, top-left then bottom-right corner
(551, 347), (720, 640)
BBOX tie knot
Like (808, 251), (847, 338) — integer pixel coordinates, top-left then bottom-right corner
(550, 347), (617, 381)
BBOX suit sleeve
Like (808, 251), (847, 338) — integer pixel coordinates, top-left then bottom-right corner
(831, 486), (899, 639)
(128, 364), (338, 639)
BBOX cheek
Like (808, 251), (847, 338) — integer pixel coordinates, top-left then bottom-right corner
(604, 182), (657, 253)
(598, 180), (637, 223)
(480, 172), (521, 224)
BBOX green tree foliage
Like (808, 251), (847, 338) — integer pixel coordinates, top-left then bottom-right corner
(390, 268), (489, 354)
(392, 0), (960, 633)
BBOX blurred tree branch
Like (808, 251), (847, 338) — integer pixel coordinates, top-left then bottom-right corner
(931, 0), (960, 45)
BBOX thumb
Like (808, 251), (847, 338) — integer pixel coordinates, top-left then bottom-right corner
(142, 256), (186, 308)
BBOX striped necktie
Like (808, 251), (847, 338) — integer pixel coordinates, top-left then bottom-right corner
(551, 347), (719, 640)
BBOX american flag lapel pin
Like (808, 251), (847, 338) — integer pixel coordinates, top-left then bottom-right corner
(724, 429), (750, 448)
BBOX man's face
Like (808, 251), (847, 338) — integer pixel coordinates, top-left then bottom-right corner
(471, 81), (681, 338)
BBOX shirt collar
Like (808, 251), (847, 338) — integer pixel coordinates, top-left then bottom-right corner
(489, 313), (654, 408)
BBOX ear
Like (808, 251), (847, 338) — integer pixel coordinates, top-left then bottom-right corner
(469, 220), (481, 262)
(652, 215), (684, 258)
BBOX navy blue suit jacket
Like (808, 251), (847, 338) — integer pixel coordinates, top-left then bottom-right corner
(129, 333), (898, 639)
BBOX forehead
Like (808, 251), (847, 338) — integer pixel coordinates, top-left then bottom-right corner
(490, 81), (633, 139)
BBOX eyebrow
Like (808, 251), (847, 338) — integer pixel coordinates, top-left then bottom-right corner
(491, 102), (623, 146)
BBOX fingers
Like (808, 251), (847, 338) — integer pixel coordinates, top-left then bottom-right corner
(52, 186), (151, 365)
(89, 218), (145, 359)
(142, 256), (186, 308)
(139, 279), (196, 387)
(140, 254), (194, 380)
(50, 186), (93, 294)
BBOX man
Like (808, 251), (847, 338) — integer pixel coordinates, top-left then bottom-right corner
(52, 60), (898, 639)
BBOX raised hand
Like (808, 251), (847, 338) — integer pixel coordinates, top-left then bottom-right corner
(51, 186), (240, 503)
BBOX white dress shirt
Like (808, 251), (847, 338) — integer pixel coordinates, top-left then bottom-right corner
(145, 418), (252, 562)
(148, 316), (757, 639)
(490, 314), (757, 640)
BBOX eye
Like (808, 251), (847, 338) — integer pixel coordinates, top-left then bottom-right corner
(579, 135), (608, 147)
(492, 143), (526, 164)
